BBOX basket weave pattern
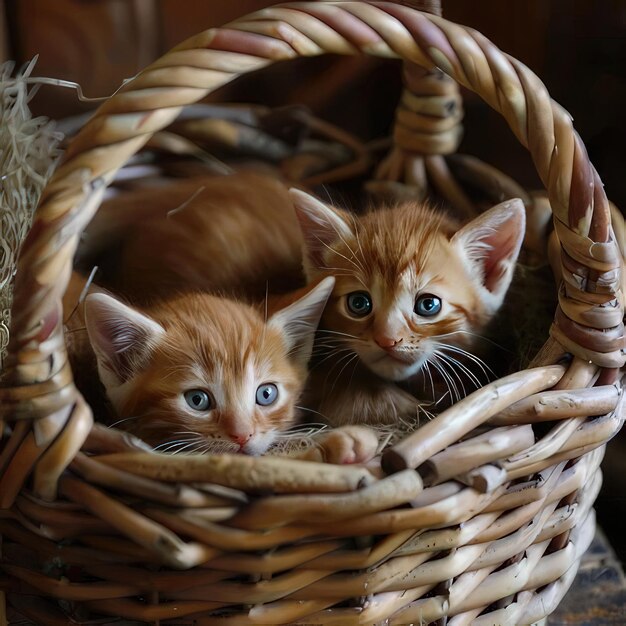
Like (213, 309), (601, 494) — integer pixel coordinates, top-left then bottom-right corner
(0, 2), (624, 624)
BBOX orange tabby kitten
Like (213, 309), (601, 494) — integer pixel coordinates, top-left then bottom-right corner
(289, 190), (526, 425)
(80, 278), (334, 455)
(85, 170), (524, 430)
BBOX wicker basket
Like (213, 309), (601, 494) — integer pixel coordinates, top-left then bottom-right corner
(1, 2), (624, 624)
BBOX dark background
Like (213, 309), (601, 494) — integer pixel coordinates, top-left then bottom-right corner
(2, 0), (625, 558)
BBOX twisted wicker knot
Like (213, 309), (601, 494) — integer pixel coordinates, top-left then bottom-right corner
(551, 217), (626, 368)
(392, 63), (463, 155)
(0, 358), (93, 505)
(0, 360), (76, 419)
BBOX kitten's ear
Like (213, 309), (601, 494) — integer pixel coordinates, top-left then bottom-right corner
(84, 293), (165, 387)
(270, 276), (335, 368)
(289, 189), (355, 276)
(451, 198), (526, 314)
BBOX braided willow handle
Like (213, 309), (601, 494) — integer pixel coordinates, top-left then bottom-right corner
(5, 2), (623, 426)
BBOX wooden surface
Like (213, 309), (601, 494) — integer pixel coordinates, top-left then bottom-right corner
(548, 528), (626, 625)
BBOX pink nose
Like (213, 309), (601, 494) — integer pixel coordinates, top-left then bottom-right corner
(375, 335), (402, 349)
(220, 412), (254, 447)
(229, 432), (252, 447)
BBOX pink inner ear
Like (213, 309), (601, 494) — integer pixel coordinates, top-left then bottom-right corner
(481, 225), (520, 293)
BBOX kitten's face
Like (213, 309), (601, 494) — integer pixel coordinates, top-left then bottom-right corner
(85, 279), (333, 455)
(291, 191), (525, 383)
(318, 231), (484, 381)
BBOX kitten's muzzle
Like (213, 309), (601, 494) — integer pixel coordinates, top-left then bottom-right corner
(372, 336), (415, 365)
(381, 349), (415, 365)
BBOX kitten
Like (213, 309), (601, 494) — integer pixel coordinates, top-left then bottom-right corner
(289, 190), (526, 426)
(80, 277), (334, 455)
(83, 171), (303, 302)
(85, 170), (524, 431)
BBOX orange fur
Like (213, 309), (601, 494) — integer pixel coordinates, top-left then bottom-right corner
(87, 171), (303, 301)
(291, 191), (526, 426)
(97, 295), (297, 453)
(79, 170), (524, 438)
(82, 280), (333, 455)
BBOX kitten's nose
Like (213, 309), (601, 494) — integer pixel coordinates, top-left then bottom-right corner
(220, 412), (253, 447)
(375, 335), (402, 349)
(229, 432), (252, 447)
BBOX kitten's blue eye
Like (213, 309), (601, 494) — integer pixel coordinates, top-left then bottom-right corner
(415, 294), (442, 317)
(346, 291), (372, 317)
(256, 383), (278, 406)
(184, 389), (212, 411)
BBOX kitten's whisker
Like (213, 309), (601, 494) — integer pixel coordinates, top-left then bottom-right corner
(317, 329), (361, 340)
(432, 342), (495, 379)
(435, 330), (511, 353)
(442, 351), (485, 388)
(433, 351), (467, 399)
(437, 346), (492, 379)
(446, 345), (497, 379)
(318, 266), (355, 275)
(329, 353), (359, 395)
(154, 437), (199, 452)
(429, 355), (460, 402)
(293, 405), (331, 422)
(322, 215), (367, 276)
(434, 350), (479, 391)
(311, 345), (344, 355)
(156, 442), (188, 453)
(311, 350), (348, 363)
(310, 347), (354, 371)
(155, 438), (197, 451)
(172, 440), (203, 455)
(108, 414), (143, 429)
(346, 350), (361, 390)
(276, 426), (328, 440)
(444, 354), (483, 388)
(431, 344), (485, 387)
(322, 353), (353, 383)
(283, 421), (328, 432)
(311, 338), (347, 350)
(323, 349), (357, 386)
(421, 359), (436, 401)
(193, 443), (211, 456)
(314, 234), (364, 277)
(348, 212), (367, 270)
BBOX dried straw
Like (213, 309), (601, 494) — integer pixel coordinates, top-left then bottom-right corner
(0, 59), (62, 370)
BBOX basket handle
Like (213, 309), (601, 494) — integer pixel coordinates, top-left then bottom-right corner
(3, 1), (623, 482)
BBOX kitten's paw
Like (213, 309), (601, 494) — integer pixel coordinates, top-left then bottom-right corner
(315, 426), (380, 465)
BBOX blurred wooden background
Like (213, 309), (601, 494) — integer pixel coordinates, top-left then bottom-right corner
(1, 0), (626, 561)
